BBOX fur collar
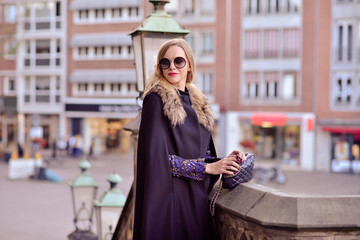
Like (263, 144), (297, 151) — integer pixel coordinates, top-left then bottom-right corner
(148, 81), (215, 132)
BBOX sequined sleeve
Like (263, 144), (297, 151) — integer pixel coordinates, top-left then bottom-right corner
(169, 155), (206, 181)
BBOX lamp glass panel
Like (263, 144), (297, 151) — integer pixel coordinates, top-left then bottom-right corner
(142, 37), (165, 86)
(132, 34), (144, 92)
(72, 187), (96, 221)
(99, 206), (122, 240)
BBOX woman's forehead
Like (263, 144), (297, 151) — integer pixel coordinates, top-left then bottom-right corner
(164, 45), (186, 58)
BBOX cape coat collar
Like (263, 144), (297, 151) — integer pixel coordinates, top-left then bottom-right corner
(147, 81), (215, 132)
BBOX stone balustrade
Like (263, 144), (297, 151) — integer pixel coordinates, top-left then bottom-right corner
(211, 182), (360, 240)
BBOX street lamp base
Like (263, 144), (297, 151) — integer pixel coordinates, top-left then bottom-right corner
(68, 229), (97, 240)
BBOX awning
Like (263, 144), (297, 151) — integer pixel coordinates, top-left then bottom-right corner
(70, 70), (136, 83)
(70, 0), (140, 10)
(322, 126), (360, 134)
(71, 33), (132, 47)
(251, 113), (287, 127)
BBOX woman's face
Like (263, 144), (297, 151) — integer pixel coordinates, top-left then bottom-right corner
(160, 45), (190, 91)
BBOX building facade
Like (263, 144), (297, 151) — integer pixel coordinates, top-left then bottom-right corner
(0, 2), (18, 155)
(0, 0), (359, 172)
(315, 0), (360, 173)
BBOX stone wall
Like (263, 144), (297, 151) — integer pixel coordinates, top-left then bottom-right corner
(211, 182), (360, 240)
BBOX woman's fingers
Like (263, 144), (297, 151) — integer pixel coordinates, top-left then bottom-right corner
(220, 158), (241, 174)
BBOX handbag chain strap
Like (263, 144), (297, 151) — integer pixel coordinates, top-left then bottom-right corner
(210, 174), (223, 216)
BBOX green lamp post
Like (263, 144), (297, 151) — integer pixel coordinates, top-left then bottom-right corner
(68, 160), (99, 240)
(129, 0), (190, 96)
(94, 173), (126, 240)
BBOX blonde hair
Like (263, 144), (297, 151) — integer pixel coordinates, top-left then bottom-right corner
(143, 38), (196, 97)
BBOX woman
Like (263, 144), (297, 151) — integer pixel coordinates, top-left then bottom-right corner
(134, 38), (244, 240)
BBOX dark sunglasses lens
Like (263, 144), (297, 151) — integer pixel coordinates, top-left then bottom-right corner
(174, 57), (186, 68)
(159, 58), (170, 70)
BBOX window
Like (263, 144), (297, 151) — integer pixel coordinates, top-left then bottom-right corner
(335, 77), (352, 105)
(4, 41), (17, 56)
(128, 7), (139, 17)
(244, 30), (260, 58)
(267, 0), (271, 13)
(5, 5), (17, 23)
(338, 25), (343, 61)
(94, 83), (104, 93)
(24, 77), (31, 102)
(264, 29), (279, 58)
(78, 47), (88, 56)
(282, 72), (297, 100)
(336, 24), (353, 63)
(201, 32), (213, 54)
(244, 72), (259, 98)
(78, 83), (88, 93)
(347, 25), (352, 61)
(283, 28), (300, 57)
(256, 0), (261, 14)
(198, 72), (213, 95)
(184, 0), (195, 14)
(35, 40), (51, 66)
(36, 40), (50, 54)
(111, 83), (121, 93)
(264, 72), (278, 98)
(111, 46), (122, 57)
(56, 1), (61, 16)
(8, 79), (15, 91)
(36, 77), (50, 90)
(4, 77), (16, 95)
(95, 9), (105, 19)
(248, 0), (252, 14)
(35, 76), (51, 103)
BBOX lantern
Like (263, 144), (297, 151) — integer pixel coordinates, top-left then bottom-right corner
(94, 173), (126, 240)
(129, 0), (190, 96)
(68, 160), (98, 240)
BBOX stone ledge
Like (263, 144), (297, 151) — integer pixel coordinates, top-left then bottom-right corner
(212, 182), (360, 229)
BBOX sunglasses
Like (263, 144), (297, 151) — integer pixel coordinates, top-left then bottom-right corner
(158, 57), (186, 70)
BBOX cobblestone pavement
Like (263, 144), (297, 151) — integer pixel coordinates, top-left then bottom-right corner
(1, 150), (359, 240)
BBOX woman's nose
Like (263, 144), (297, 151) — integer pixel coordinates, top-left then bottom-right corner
(169, 61), (176, 69)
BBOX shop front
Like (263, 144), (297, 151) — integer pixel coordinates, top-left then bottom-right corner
(224, 112), (315, 170)
(65, 102), (140, 156)
(322, 126), (360, 173)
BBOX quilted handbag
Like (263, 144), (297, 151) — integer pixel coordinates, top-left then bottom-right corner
(210, 153), (254, 216)
(223, 153), (254, 189)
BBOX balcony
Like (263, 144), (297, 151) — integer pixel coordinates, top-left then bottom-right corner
(23, 16), (61, 32)
(24, 53), (61, 68)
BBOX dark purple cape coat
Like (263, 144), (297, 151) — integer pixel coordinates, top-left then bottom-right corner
(133, 90), (219, 240)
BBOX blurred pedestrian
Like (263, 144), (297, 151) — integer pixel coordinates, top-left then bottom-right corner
(51, 139), (57, 159)
(17, 143), (24, 158)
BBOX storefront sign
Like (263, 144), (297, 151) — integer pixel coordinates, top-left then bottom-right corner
(251, 113), (287, 127)
(65, 104), (140, 113)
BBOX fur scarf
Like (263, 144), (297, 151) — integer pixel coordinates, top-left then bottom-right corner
(147, 81), (215, 133)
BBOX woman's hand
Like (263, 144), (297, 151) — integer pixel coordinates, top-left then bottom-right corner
(205, 150), (245, 175)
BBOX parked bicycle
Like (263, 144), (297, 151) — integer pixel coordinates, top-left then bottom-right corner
(253, 165), (287, 185)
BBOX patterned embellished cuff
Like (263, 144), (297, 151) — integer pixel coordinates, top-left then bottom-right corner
(169, 155), (206, 181)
